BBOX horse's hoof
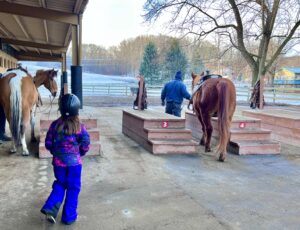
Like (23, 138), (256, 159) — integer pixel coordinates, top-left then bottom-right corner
(218, 155), (225, 162)
(205, 147), (211, 152)
(10, 149), (17, 153)
(31, 137), (38, 143)
(22, 151), (29, 156)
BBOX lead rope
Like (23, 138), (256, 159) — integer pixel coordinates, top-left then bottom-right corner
(34, 95), (55, 118)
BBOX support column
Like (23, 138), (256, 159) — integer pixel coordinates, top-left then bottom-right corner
(71, 14), (83, 108)
(61, 52), (68, 95)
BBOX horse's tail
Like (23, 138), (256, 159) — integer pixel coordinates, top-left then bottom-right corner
(9, 76), (22, 144)
(217, 81), (230, 154)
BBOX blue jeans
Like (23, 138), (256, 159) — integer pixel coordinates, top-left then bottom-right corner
(41, 165), (82, 223)
(166, 101), (182, 117)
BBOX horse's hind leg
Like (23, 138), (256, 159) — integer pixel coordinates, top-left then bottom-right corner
(20, 124), (29, 156)
(30, 105), (37, 143)
(10, 139), (17, 153)
(8, 124), (17, 153)
(21, 109), (30, 156)
(202, 112), (213, 152)
(196, 112), (206, 146)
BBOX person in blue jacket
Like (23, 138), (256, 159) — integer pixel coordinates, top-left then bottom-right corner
(161, 71), (191, 117)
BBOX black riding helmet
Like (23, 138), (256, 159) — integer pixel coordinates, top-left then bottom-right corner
(59, 93), (81, 117)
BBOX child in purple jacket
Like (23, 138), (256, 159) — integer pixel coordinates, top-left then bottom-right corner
(41, 93), (90, 225)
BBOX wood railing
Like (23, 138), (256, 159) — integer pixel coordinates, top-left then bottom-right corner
(80, 83), (300, 105)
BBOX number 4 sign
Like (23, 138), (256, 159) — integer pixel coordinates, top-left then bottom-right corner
(161, 121), (169, 128)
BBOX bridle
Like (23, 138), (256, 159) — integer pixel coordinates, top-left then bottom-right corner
(33, 71), (57, 118)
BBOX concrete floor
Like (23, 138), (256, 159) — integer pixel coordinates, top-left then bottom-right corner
(0, 105), (300, 230)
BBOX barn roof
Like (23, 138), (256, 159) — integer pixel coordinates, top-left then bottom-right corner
(0, 0), (89, 62)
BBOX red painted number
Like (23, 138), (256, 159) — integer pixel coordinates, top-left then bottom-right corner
(239, 122), (246, 129)
(161, 121), (169, 128)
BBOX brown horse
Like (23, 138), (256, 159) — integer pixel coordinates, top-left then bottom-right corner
(0, 67), (58, 155)
(191, 72), (236, 161)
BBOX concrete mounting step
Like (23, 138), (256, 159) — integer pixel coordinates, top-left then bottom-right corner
(39, 118), (100, 158)
(185, 111), (281, 155)
(150, 139), (198, 154)
(123, 109), (186, 129)
(212, 116), (261, 129)
(39, 142), (101, 159)
(39, 128), (100, 143)
(144, 119), (186, 129)
(229, 128), (271, 141)
(144, 128), (192, 140)
(122, 109), (196, 155)
(228, 140), (281, 155)
(242, 109), (300, 129)
(242, 109), (300, 147)
(40, 118), (98, 130)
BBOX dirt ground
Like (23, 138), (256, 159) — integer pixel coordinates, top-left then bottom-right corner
(0, 96), (299, 230)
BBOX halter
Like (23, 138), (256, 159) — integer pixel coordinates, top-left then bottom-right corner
(33, 70), (57, 119)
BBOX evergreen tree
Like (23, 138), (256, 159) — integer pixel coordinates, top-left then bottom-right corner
(139, 42), (160, 85)
(163, 40), (188, 82)
(190, 48), (205, 75)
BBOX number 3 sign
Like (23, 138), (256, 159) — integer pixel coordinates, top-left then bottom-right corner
(161, 121), (169, 128)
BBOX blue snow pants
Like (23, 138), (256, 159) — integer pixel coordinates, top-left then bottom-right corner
(41, 165), (82, 224)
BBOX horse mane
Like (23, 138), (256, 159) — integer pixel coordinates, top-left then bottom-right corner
(36, 69), (57, 78)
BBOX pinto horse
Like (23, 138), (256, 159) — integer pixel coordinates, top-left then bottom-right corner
(0, 67), (58, 155)
(191, 72), (236, 161)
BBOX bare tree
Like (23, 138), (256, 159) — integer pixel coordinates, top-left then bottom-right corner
(143, 0), (300, 86)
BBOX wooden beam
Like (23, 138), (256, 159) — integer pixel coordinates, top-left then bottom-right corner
(16, 51), (62, 62)
(0, 1), (79, 25)
(0, 22), (21, 52)
(12, 15), (38, 53)
(43, 20), (49, 42)
(64, 26), (72, 47)
(17, 54), (62, 62)
(1, 38), (67, 51)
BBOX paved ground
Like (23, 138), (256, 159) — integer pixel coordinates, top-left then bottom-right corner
(0, 101), (299, 230)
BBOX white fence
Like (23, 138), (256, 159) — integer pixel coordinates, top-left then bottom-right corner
(81, 83), (300, 105)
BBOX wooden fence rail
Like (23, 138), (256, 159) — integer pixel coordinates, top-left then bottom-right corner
(81, 83), (300, 105)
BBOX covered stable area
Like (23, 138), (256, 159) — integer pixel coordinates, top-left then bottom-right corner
(0, 0), (87, 101)
(1, 1), (300, 229)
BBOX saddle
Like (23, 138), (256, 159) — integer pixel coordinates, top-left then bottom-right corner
(188, 74), (222, 110)
(193, 74), (222, 94)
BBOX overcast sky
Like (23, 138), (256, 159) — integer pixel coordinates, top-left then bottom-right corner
(82, 0), (164, 48)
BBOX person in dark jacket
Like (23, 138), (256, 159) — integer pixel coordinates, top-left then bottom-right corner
(161, 71), (191, 117)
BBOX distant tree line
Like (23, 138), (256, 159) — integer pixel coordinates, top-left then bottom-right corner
(69, 34), (292, 85)
(67, 35), (228, 84)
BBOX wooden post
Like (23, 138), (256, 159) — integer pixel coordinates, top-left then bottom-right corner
(138, 77), (144, 110)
